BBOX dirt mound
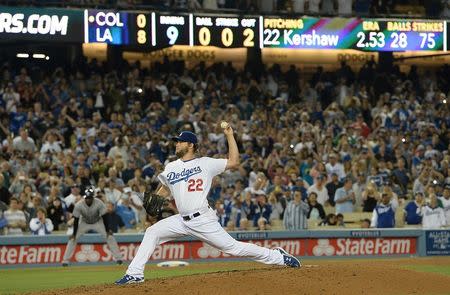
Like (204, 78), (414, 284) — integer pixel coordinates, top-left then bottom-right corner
(35, 258), (450, 295)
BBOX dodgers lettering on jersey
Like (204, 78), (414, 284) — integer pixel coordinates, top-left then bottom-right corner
(158, 157), (227, 215)
(167, 166), (202, 184)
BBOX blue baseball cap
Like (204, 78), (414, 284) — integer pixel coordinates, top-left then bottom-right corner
(171, 131), (198, 144)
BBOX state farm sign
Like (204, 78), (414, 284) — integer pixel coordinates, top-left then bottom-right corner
(309, 238), (416, 256)
(0, 237), (418, 266)
(190, 239), (307, 259)
(0, 242), (189, 265)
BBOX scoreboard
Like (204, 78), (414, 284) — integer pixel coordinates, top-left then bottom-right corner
(0, 6), (447, 52)
(261, 17), (445, 51)
(191, 15), (259, 47)
(85, 11), (447, 52)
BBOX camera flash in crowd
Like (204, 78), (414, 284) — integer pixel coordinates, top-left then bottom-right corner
(401, 138), (406, 143)
(290, 144), (294, 149)
(443, 99), (447, 104)
(137, 88), (143, 94)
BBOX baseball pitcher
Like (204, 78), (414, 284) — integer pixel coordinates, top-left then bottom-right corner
(115, 122), (300, 285)
(62, 186), (123, 266)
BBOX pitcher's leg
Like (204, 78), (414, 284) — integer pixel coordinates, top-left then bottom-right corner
(189, 219), (284, 265)
(126, 214), (187, 277)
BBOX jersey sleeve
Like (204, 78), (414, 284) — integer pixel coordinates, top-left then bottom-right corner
(157, 164), (170, 187)
(157, 172), (169, 187)
(205, 158), (228, 177)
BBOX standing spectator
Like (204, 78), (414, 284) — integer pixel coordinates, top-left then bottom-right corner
(418, 194), (447, 229)
(289, 177), (308, 200)
(3, 197), (27, 235)
(12, 128), (36, 155)
(64, 184), (81, 208)
(283, 189), (309, 230)
(439, 184), (450, 225)
(116, 194), (138, 229)
(0, 201), (8, 235)
(307, 174), (329, 206)
(404, 192), (424, 226)
(253, 193), (272, 230)
(371, 193), (398, 228)
(326, 173), (342, 206)
(307, 192), (326, 221)
(325, 153), (345, 181)
(393, 158), (410, 196)
(0, 174), (11, 205)
(353, 172), (367, 210)
(241, 191), (256, 226)
(47, 197), (65, 230)
(226, 199), (246, 231)
(108, 137), (129, 166)
(104, 202), (125, 233)
(362, 182), (379, 212)
(29, 207), (54, 235)
(268, 193), (284, 221)
(40, 130), (63, 154)
(334, 177), (356, 214)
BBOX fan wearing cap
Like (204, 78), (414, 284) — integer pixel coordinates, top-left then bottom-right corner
(62, 185), (123, 266)
(116, 125), (300, 285)
(439, 184), (450, 225)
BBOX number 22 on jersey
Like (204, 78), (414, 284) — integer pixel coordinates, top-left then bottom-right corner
(187, 178), (203, 192)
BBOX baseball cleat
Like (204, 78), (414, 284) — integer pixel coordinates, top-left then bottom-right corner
(116, 260), (123, 265)
(62, 263), (68, 267)
(275, 247), (301, 268)
(115, 274), (144, 285)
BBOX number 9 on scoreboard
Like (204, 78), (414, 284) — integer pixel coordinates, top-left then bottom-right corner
(157, 14), (190, 46)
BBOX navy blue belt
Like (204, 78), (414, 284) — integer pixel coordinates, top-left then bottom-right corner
(182, 206), (210, 221)
(182, 212), (201, 221)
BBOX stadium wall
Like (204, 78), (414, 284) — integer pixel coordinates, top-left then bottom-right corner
(0, 229), (448, 267)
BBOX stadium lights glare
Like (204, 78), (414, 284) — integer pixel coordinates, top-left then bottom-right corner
(32, 54), (46, 59)
(16, 53), (29, 58)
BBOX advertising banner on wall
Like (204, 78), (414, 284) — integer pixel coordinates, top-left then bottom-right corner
(0, 6), (84, 43)
(0, 237), (418, 265)
(307, 237), (417, 257)
(425, 230), (450, 256)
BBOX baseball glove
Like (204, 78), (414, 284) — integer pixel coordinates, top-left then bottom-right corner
(143, 191), (168, 216)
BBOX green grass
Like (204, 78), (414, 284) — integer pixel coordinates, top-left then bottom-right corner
(404, 265), (450, 277)
(0, 263), (256, 294)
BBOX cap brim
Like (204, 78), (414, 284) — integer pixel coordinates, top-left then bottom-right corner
(171, 136), (182, 142)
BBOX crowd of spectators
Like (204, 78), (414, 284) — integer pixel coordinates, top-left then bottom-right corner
(2, 0), (449, 18)
(0, 51), (449, 236)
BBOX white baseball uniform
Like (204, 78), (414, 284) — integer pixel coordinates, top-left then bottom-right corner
(126, 157), (284, 277)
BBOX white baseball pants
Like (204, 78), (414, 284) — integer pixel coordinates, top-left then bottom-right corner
(127, 207), (284, 277)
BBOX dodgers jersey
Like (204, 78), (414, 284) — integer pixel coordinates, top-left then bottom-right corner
(158, 157), (227, 215)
